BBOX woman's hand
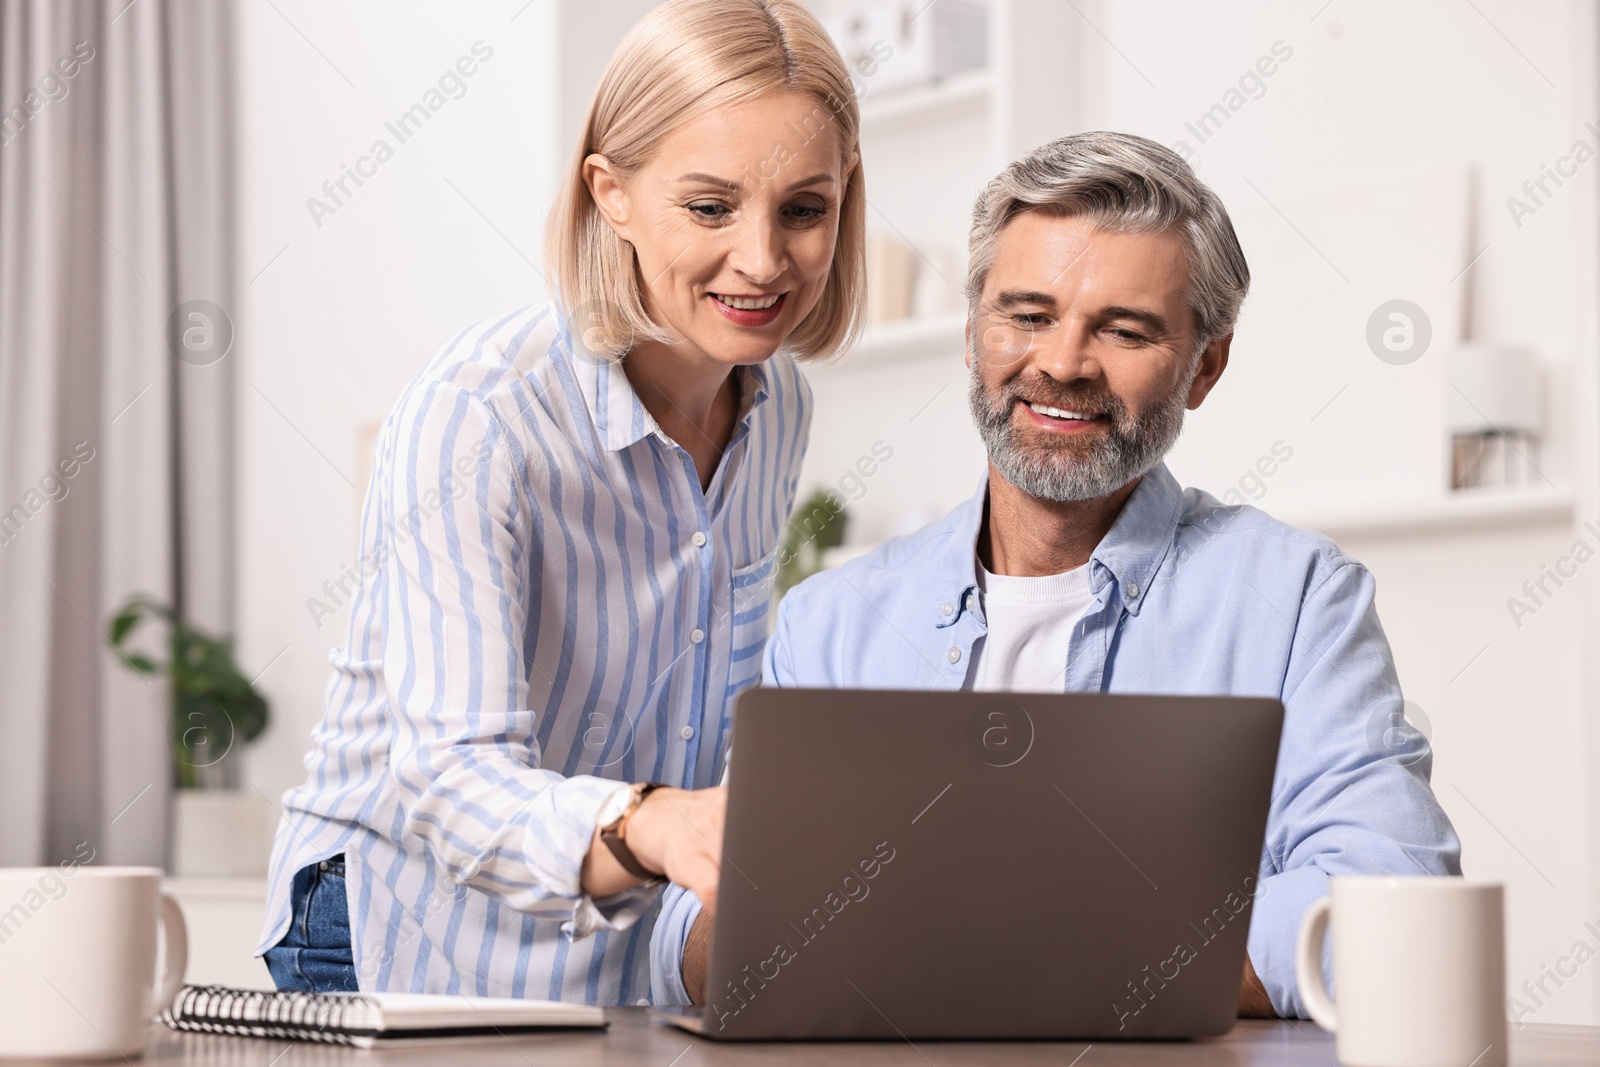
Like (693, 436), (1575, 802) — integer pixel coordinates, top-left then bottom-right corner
(627, 786), (726, 911)
(580, 786), (726, 910)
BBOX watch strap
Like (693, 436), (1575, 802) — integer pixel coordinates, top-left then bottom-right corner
(600, 782), (666, 882)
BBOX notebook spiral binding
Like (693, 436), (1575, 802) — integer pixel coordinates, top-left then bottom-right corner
(160, 984), (381, 1046)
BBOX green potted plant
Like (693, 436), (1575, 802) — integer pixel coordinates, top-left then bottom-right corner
(777, 488), (850, 598)
(107, 595), (273, 875)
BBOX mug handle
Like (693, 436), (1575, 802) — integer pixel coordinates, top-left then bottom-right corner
(1295, 896), (1338, 1031)
(151, 890), (189, 1016)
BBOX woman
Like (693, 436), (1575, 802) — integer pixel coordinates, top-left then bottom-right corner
(255, 0), (863, 1004)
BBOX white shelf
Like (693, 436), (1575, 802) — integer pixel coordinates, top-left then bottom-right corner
(859, 69), (991, 130)
(820, 313), (968, 371)
(1277, 487), (1576, 541)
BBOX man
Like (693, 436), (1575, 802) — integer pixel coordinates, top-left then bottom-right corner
(649, 131), (1461, 1019)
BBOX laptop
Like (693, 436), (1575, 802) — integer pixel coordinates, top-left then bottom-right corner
(653, 688), (1283, 1040)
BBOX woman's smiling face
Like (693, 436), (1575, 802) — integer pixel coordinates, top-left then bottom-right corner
(585, 90), (851, 368)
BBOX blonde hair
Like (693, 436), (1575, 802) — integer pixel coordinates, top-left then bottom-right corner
(546, 0), (865, 361)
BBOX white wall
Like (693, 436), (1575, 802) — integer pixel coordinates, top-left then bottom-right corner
(233, 0), (559, 806)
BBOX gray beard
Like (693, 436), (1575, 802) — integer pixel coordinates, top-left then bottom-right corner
(967, 361), (1193, 504)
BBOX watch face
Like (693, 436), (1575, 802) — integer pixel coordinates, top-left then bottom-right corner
(596, 784), (634, 829)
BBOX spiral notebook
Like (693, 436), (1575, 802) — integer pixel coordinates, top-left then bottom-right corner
(160, 984), (608, 1049)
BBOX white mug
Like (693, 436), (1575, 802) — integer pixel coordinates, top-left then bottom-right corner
(0, 865), (188, 1059)
(1296, 876), (1506, 1067)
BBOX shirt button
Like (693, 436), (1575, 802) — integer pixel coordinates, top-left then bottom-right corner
(941, 602), (954, 616)
(1127, 582), (1140, 599)
(690, 628), (705, 644)
(636, 998), (650, 1006)
(965, 592), (976, 610)
(946, 646), (961, 664)
(691, 531), (707, 548)
(679, 725), (695, 740)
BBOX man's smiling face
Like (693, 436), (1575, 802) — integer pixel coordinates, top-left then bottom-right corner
(967, 209), (1228, 503)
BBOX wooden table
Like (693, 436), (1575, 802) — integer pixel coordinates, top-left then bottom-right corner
(13, 1011), (1598, 1066)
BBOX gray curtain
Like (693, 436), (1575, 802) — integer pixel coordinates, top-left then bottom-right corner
(0, 0), (234, 867)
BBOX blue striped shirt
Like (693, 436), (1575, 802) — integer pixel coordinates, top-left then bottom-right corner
(257, 302), (811, 1003)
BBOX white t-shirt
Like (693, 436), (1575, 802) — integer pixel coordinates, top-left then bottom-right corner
(971, 560), (1096, 692)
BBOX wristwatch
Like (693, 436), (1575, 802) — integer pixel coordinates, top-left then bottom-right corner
(597, 781), (668, 885)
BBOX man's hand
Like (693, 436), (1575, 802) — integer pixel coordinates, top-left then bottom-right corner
(579, 785), (726, 909)
(682, 907), (715, 1006)
(1238, 954), (1276, 1017)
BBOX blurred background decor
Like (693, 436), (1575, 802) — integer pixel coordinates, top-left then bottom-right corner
(823, 0), (988, 99)
(1438, 172), (1545, 492)
(1447, 342), (1543, 490)
(107, 595), (272, 878)
(108, 595), (269, 792)
(777, 489), (850, 598)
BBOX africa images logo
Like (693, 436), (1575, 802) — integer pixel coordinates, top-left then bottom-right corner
(710, 841), (897, 1031)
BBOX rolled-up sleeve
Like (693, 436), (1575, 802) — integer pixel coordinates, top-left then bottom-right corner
(1249, 560), (1462, 1018)
(381, 382), (653, 937)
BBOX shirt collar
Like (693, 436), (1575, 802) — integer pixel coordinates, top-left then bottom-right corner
(1089, 461), (1184, 616)
(934, 461), (1185, 628)
(563, 310), (774, 453)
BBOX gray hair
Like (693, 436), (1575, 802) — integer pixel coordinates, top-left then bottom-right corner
(965, 131), (1250, 351)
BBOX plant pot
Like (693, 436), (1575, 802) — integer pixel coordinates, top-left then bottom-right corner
(171, 789), (273, 877)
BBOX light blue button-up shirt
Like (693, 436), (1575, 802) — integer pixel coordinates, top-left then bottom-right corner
(650, 461), (1462, 1019)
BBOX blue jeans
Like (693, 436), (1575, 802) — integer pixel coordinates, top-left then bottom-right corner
(263, 855), (359, 992)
